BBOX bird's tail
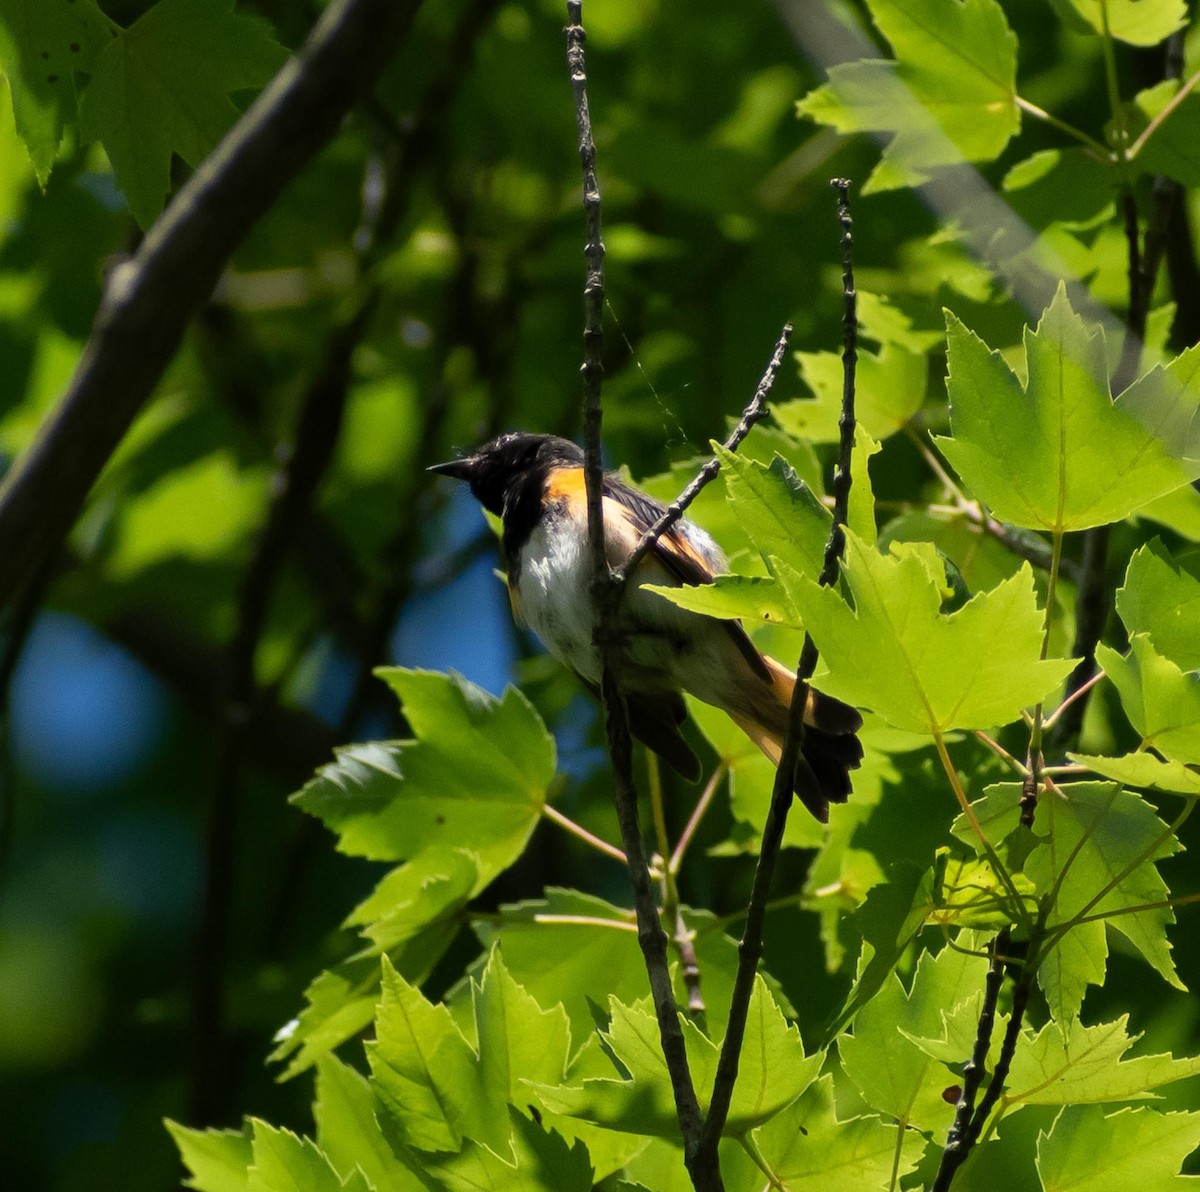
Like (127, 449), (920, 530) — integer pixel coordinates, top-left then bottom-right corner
(730, 655), (863, 823)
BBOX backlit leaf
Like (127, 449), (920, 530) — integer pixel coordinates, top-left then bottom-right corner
(939, 284), (1200, 532)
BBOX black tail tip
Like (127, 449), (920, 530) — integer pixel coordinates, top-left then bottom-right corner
(793, 725), (863, 823)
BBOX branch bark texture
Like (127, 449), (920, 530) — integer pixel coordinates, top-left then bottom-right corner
(0, 0), (423, 612)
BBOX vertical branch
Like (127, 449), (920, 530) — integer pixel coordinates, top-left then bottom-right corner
(698, 178), (858, 1161)
(564, 7), (713, 1187)
(931, 930), (1009, 1191)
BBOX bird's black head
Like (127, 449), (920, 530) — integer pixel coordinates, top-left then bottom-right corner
(429, 432), (583, 515)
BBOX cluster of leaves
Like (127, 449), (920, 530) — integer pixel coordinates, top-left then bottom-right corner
(169, 0), (1200, 1187)
(3, 0), (1200, 1189)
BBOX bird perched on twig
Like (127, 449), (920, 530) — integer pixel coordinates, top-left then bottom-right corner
(430, 432), (862, 821)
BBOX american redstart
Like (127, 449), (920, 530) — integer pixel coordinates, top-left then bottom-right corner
(430, 432), (862, 821)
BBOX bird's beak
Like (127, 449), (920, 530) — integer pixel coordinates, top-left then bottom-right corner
(427, 456), (476, 481)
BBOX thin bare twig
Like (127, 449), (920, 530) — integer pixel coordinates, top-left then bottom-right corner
(617, 326), (791, 582)
(697, 178), (859, 1163)
(565, 6), (712, 1186)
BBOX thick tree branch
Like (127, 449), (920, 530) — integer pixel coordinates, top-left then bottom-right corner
(0, 0), (423, 614)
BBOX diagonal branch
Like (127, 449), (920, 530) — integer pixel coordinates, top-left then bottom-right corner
(616, 326), (791, 582)
(0, 0), (423, 615)
(697, 177), (859, 1162)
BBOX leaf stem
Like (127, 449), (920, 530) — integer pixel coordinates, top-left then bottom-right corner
(541, 803), (627, 864)
(974, 731), (1030, 778)
(1014, 95), (1112, 159)
(1127, 67), (1200, 160)
(1042, 670), (1105, 729)
(932, 730), (1031, 931)
(670, 763), (727, 875)
(649, 755), (706, 1017)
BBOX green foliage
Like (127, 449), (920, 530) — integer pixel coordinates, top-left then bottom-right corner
(797, 0), (1019, 191)
(77, 0), (284, 227)
(789, 532), (1073, 734)
(939, 284), (1200, 534)
(2, 0), (1200, 1189)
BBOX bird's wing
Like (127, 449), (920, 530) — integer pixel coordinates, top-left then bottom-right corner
(602, 474), (771, 682)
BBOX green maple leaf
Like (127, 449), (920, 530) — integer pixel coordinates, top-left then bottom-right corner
(314, 1057), (425, 1191)
(776, 344), (926, 443)
(1071, 751), (1200, 797)
(1059, 0), (1186, 46)
(271, 847), (477, 1079)
(167, 1121), (251, 1192)
(976, 782), (1184, 1023)
(785, 530), (1074, 734)
(369, 954), (492, 1155)
(716, 446), (831, 580)
(370, 950), (575, 1165)
(1007, 1016), (1200, 1108)
(1098, 636), (1200, 764)
(751, 1075), (925, 1190)
(797, 0), (1018, 192)
(295, 669), (554, 876)
(1116, 542), (1200, 670)
(1036, 1106), (1200, 1191)
(938, 284), (1200, 533)
(77, 0), (286, 227)
(244, 1122), (351, 1192)
(533, 977), (820, 1138)
(0, 0), (112, 183)
(839, 944), (989, 1134)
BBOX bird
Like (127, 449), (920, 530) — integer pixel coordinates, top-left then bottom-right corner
(429, 431), (862, 821)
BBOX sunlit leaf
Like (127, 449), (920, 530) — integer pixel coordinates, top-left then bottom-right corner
(295, 669), (553, 872)
(938, 284), (1200, 532)
(785, 530), (1073, 734)
(314, 1056), (425, 1190)
(1036, 1106), (1200, 1191)
(1116, 542), (1200, 670)
(839, 944), (988, 1134)
(1072, 751), (1200, 797)
(798, 0), (1018, 191)
(167, 1121), (251, 1192)
(246, 1121), (345, 1192)
(1008, 1017), (1200, 1108)
(752, 1075), (924, 1191)
(1097, 636), (1200, 764)
(1060, 0), (1186, 46)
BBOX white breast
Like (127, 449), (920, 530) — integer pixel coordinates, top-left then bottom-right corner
(518, 513), (601, 683)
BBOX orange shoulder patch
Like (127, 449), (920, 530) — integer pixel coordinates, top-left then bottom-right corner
(545, 466), (588, 505)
